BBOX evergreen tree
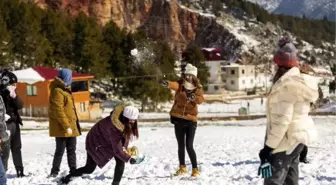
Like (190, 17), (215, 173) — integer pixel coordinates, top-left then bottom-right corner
(72, 12), (110, 78)
(41, 10), (74, 67)
(0, 14), (12, 66)
(9, 2), (50, 68)
(122, 41), (177, 110)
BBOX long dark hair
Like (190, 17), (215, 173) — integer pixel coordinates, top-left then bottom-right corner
(272, 66), (292, 84)
(120, 115), (139, 140)
(178, 74), (202, 91)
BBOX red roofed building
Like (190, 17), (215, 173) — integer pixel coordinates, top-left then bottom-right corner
(13, 67), (101, 120)
(182, 48), (226, 94)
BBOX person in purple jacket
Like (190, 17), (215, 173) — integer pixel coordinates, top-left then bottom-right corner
(61, 104), (144, 185)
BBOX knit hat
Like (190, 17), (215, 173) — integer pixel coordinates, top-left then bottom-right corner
(184, 63), (198, 77)
(123, 106), (139, 120)
(273, 40), (298, 68)
(0, 69), (18, 87)
(58, 68), (72, 86)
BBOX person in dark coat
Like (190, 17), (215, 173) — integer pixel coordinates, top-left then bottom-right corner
(0, 69), (26, 177)
(61, 104), (144, 185)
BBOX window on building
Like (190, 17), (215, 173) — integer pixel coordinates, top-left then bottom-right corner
(231, 80), (235, 85)
(231, 70), (235, 75)
(223, 79), (227, 83)
(242, 80), (245, 84)
(26, 85), (37, 96)
(80, 102), (86, 112)
(72, 81), (89, 93)
(242, 69), (245, 74)
(214, 86), (219, 90)
(251, 79), (254, 84)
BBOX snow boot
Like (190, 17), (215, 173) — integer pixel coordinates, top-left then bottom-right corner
(300, 157), (309, 164)
(174, 165), (187, 176)
(60, 176), (71, 184)
(191, 168), (200, 177)
(16, 169), (26, 178)
(47, 172), (58, 178)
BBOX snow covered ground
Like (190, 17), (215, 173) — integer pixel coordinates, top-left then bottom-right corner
(6, 116), (336, 185)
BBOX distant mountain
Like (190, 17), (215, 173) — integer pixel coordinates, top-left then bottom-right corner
(248, 0), (335, 21)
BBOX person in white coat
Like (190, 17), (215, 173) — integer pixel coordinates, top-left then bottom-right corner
(258, 37), (318, 185)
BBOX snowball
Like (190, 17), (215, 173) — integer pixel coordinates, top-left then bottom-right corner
(131, 49), (138, 56)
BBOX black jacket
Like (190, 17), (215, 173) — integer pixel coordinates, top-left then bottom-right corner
(0, 89), (23, 125)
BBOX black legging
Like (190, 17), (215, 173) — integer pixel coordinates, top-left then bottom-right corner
(65, 153), (125, 183)
(172, 117), (198, 169)
(300, 145), (308, 160)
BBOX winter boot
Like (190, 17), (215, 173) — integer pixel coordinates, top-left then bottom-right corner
(60, 176), (71, 184)
(47, 172), (58, 178)
(112, 181), (120, 185)
(174, 165), (187, 176)
(191, 168), (200, 177)
(300, 157), (309, 164)
(16, 169), (26, 178)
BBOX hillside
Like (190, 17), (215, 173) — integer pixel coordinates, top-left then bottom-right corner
(27, 0), (335, 67)
(248, 0), (336, 21)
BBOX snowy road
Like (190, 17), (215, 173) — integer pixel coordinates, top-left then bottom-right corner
(6, 117), (336, 185)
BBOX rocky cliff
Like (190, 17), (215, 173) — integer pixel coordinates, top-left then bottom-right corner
(30, 0), (241, 56)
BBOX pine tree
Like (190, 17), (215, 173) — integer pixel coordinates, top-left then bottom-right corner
(72, 12), (110, 78)
(41, 10), (74, 67)
(0, 14), (12, 66)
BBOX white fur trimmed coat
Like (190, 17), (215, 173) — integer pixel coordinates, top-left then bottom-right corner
(265, 67), (318, 154)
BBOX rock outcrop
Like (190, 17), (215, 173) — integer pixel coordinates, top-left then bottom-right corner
(31, 0), (241, 56)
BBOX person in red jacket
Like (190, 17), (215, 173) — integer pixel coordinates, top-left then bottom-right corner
(61, 104), (144, 185)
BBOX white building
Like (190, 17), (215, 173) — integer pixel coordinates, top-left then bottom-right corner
(201, 48), (224, 94)
(205, 60), (223, 94)
(221, 64), (256, 91)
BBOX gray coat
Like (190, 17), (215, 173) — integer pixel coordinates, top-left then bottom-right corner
(0, 96), (9, 142)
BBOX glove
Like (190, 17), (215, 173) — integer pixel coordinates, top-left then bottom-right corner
(258, 162), (272, 178)
(6, 85), (16, 98)
(65, 128), (73, 136)
(126, 146), (138, 156)
(259, 145), (273, 164)
(4, 114), (10, 122)
(158, 80), (168, 87)
(129, 156), (145, 165)
(187, 93), (196, 101)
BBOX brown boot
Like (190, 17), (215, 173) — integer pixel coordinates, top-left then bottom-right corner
(174, 165), (187, 176)
(191, 168), (200, 177)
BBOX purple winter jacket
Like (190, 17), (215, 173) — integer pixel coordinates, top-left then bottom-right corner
(86, 104), (131, 168)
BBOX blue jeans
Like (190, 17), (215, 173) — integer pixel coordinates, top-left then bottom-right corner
(0, 156), (7, 185)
